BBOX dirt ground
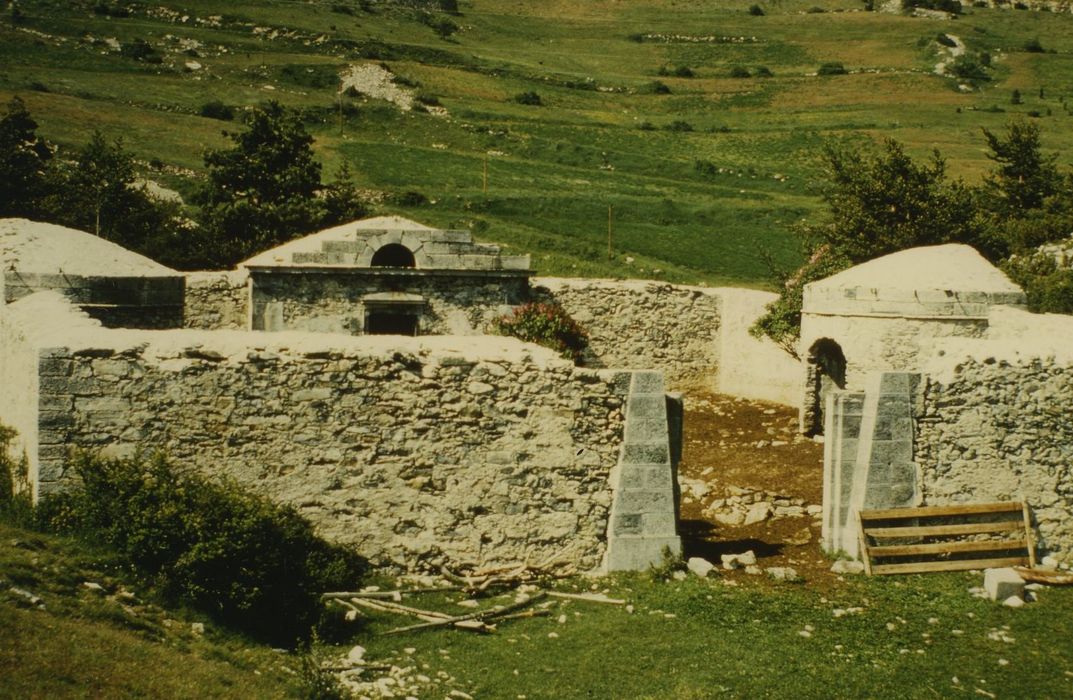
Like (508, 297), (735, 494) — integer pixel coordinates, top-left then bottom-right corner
(676, 388), (843, 588)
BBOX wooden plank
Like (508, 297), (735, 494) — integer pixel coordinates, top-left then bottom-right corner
(856, 510), (872, 576)
(860, 502), (1023, 520)
(870, 556), (1030, 576)
(1022, 501), (1038, 569)
(868, 538), (1027, 558)
(864, 521), (1022, 539)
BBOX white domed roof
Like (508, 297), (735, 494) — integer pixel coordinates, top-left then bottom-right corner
(804, 244), (1025, 318)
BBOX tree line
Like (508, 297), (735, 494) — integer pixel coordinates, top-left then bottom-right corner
(0, 97), (366, 270)
(751, 121), (1073, 356)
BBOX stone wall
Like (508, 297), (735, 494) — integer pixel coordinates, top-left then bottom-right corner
(183, 271), (249, 330)
(915, 310), (1073, 560)
(535, 278), (721, 389)
(249, 270), (528, 336)
(6, 293), (646, 572)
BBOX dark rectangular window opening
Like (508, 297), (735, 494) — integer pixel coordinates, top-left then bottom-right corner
(365, 311), (419, 336)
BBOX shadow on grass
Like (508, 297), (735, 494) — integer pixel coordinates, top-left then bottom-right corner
(679, 519), (783, 561)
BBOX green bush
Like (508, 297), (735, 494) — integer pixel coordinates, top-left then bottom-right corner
(0, 425), (32, 527)
(514, 91), (542, 106)
(665, 120), (693, 132)
(1023, 38), (1045, 53)
(949, 54), (990, 83)
(729, 66), (751, 79)
(646, 80), (672, 94)
(817, 62), (847, 76)
(36, 453), (367, 645)
(492, 302), (589, 363)
(748, 4), (765, 16)
(1002, 253), (1073, 314)
(199, 100), (234, 121)
(755, 66), (774, 78)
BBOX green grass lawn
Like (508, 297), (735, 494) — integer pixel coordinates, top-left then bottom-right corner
(342, 571), (1073, 699)
(5, 515), (1071, 699)
(3, 0), (1073, 284)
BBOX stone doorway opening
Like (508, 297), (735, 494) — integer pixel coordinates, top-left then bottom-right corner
(803, 338), (846, 436)
(361, 291), (425, 336)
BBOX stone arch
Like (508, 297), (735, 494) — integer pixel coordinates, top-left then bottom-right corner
(803, 337), (846, 436)
(370, 243), (416, 268)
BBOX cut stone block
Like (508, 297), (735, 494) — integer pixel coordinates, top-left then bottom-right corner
(984, 567), (1025, 602)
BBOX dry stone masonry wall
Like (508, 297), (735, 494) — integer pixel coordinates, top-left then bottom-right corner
(183, 271), (249, 330)
(915, 358), (1073, 560)
(7, 293), (637, 572)
(535, 278), (721, 388)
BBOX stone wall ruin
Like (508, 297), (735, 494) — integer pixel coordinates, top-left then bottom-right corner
(1, 292), (685, 572)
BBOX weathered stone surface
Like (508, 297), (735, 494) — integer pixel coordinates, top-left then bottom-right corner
(533, 279), (720, 388)
(2, 293), (631, 573)
(984, 568), (1025, 602)
(687, 557), (715, 578)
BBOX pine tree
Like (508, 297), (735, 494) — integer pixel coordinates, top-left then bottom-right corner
(0, 96), (53, 218)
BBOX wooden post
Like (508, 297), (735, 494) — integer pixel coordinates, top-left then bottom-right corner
(1022, 500), (1037, 568)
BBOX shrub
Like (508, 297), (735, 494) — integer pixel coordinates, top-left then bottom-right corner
(36, 453), (367, 645)
(1002, 253), (1073, 314)
(514, 91), (542, 105)
(949, 54), (990, 82)
(492, 302), (589, 363)
(415, 93), (441, 106)
(694, 159), (718, 176)
(1011, 89), (1023, 105)
(817, 62), (847, 76)
(729, 66), (751, 78)
(936, 33), (957, 47)
(120, 39), (158, 62)
(902, 0), (961, 13)
(199, 100), (234, 121)
(0, 425), (32, 527)
(647, 80), (672, 94)
(748, 4), (766, 16)
(807, 6), (827, 12)
(665, 120), (693, 132)
(1024, 38), (1045, 53)
(638, 121), (656, 131)
(755, 66), (774, 78)
(394, 190), (429, 206)
(659, 65), (694, 78)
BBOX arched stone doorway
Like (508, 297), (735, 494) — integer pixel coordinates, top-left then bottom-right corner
(802, 338), (846, 436)
(370, 243), (416, 268)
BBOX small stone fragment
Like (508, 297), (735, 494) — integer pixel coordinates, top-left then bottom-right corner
(830, 560), (865, 575)
(687, 557), (715, 578)
(1002, 595), (1025, 609)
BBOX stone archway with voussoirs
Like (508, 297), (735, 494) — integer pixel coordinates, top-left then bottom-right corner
(802, 337), (846, 436)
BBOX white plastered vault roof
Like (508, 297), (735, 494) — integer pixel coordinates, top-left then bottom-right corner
(803, 244), (1026, 318)
(0, 218), (177, 277)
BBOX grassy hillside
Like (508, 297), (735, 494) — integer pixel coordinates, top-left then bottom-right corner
(0, 522), (310, 699)
(3, 0), (1073, 284)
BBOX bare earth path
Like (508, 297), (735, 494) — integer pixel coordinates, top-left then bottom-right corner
(677, 389), (843, 588)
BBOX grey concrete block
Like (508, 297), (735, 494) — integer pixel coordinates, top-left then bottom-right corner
(631, 371), (664, 394)
(622, 443), (669, 465)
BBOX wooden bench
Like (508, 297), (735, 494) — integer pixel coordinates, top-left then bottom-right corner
(857, 501), (1036, 576)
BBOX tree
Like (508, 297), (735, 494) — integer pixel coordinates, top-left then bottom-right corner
(981, 120), (1060, 216)
(199, 102), (326, 266)
(0, 96), (52, 218)
(43, 131), (177, 255)
(810, 139), (982, 263)
(321, 162), (368, 224)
